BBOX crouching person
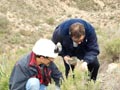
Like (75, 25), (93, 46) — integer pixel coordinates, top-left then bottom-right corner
(9, 38), (63, 90)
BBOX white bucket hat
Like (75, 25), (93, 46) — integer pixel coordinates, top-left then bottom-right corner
(32, 38), (58, 58)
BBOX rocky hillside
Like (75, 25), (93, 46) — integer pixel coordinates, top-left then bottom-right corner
(0, 0), (120, 32)
(0, 0), (120, 52)
(0, 0), (120, 90)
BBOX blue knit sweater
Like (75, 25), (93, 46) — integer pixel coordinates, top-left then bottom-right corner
(52, 18), (100, 64)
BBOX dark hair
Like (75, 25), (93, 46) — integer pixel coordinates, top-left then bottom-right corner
(69, 22), (85, 38)
(35, 55), (49, 59)
(35, 55), (42, 58)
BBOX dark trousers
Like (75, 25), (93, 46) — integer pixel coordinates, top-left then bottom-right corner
(63, 57), (100, 81)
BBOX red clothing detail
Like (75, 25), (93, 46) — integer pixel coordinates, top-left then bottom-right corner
(29, 52), (51, 86)
(29, 52), (37, 66)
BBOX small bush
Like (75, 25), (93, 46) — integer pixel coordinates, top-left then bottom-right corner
(46, 17), (55, 25)
(8, 33), (21, 44)
(105, 38), (120, 62)
(74, 0), (100, 11)
(19, 30), (33, 36)
(0, 77), (9, 90)
(0, 16), (9, 34)
(60, 70), (100, 90)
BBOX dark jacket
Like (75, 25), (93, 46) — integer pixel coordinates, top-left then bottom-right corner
(52, 18), (100, 64)
(9, 52), (62, 90)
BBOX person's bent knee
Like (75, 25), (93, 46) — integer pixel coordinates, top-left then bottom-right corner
(26, 78), (40, 90)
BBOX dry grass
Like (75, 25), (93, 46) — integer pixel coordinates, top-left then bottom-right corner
(0, 0), (120, 90)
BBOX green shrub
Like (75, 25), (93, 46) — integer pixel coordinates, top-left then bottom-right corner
(8, 33), (21, 44)
(0, 16), (9, 34)
(105, 38), (120, 62)
(74, 0), (100, 11)
(60, 70), (100, 90)
(0, 76), (9, 90)
(0, 54), (11, 90)
(46, 17), (55, 25)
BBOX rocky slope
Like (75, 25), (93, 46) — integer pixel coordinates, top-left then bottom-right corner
(0, 0), (120, 90)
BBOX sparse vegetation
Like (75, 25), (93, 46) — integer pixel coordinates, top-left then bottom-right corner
(0, 48), (31, 90)
(105, 38), (120, 62)
(0, 15), (9, 34)
(46, 17), (55, 25)
(74, 0), (100, 11)
(48, 61), (101, 90)
(0, 0), (120, 90)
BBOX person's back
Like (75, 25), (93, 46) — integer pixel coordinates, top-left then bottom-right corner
(52, 18), (95, 44)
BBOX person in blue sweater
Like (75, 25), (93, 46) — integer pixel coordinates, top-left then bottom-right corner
(52, 18), (100, 81)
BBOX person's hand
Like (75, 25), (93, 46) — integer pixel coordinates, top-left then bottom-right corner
(55, 76), (64, 89)
(80, 61), (88, 72)
(68, 57), (78, 65)
(63, 55), (72, 64)
(56, 42), (62, 52)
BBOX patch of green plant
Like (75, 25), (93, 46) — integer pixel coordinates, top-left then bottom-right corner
(0, 16), (9, 34)
(0, 64), (9, 90)
(0, 77), (9, 90)
(0, 16), (8, 28)
(19, 30), (33, 36)
(0, 54), (11, 90)
(0, 48), (30, 90)
(105, 38), (120, 62)
(74, 0), (100, 11)
(16, 48), (31, 56)
(8, 34), (21, 44)
(60, 70), (100, 90)
(109, 16), (114, 20)
(46, 17), (55, 25)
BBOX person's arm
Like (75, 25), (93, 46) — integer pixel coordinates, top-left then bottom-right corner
(48, 62), (63, 88)
(83, 26), (100, 64)
(59, 36), (74, 57)
(52, 27), (71, 58)
(9, 63), (29, 90)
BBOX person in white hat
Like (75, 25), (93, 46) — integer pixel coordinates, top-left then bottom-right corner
(9, 38), (63, 90)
